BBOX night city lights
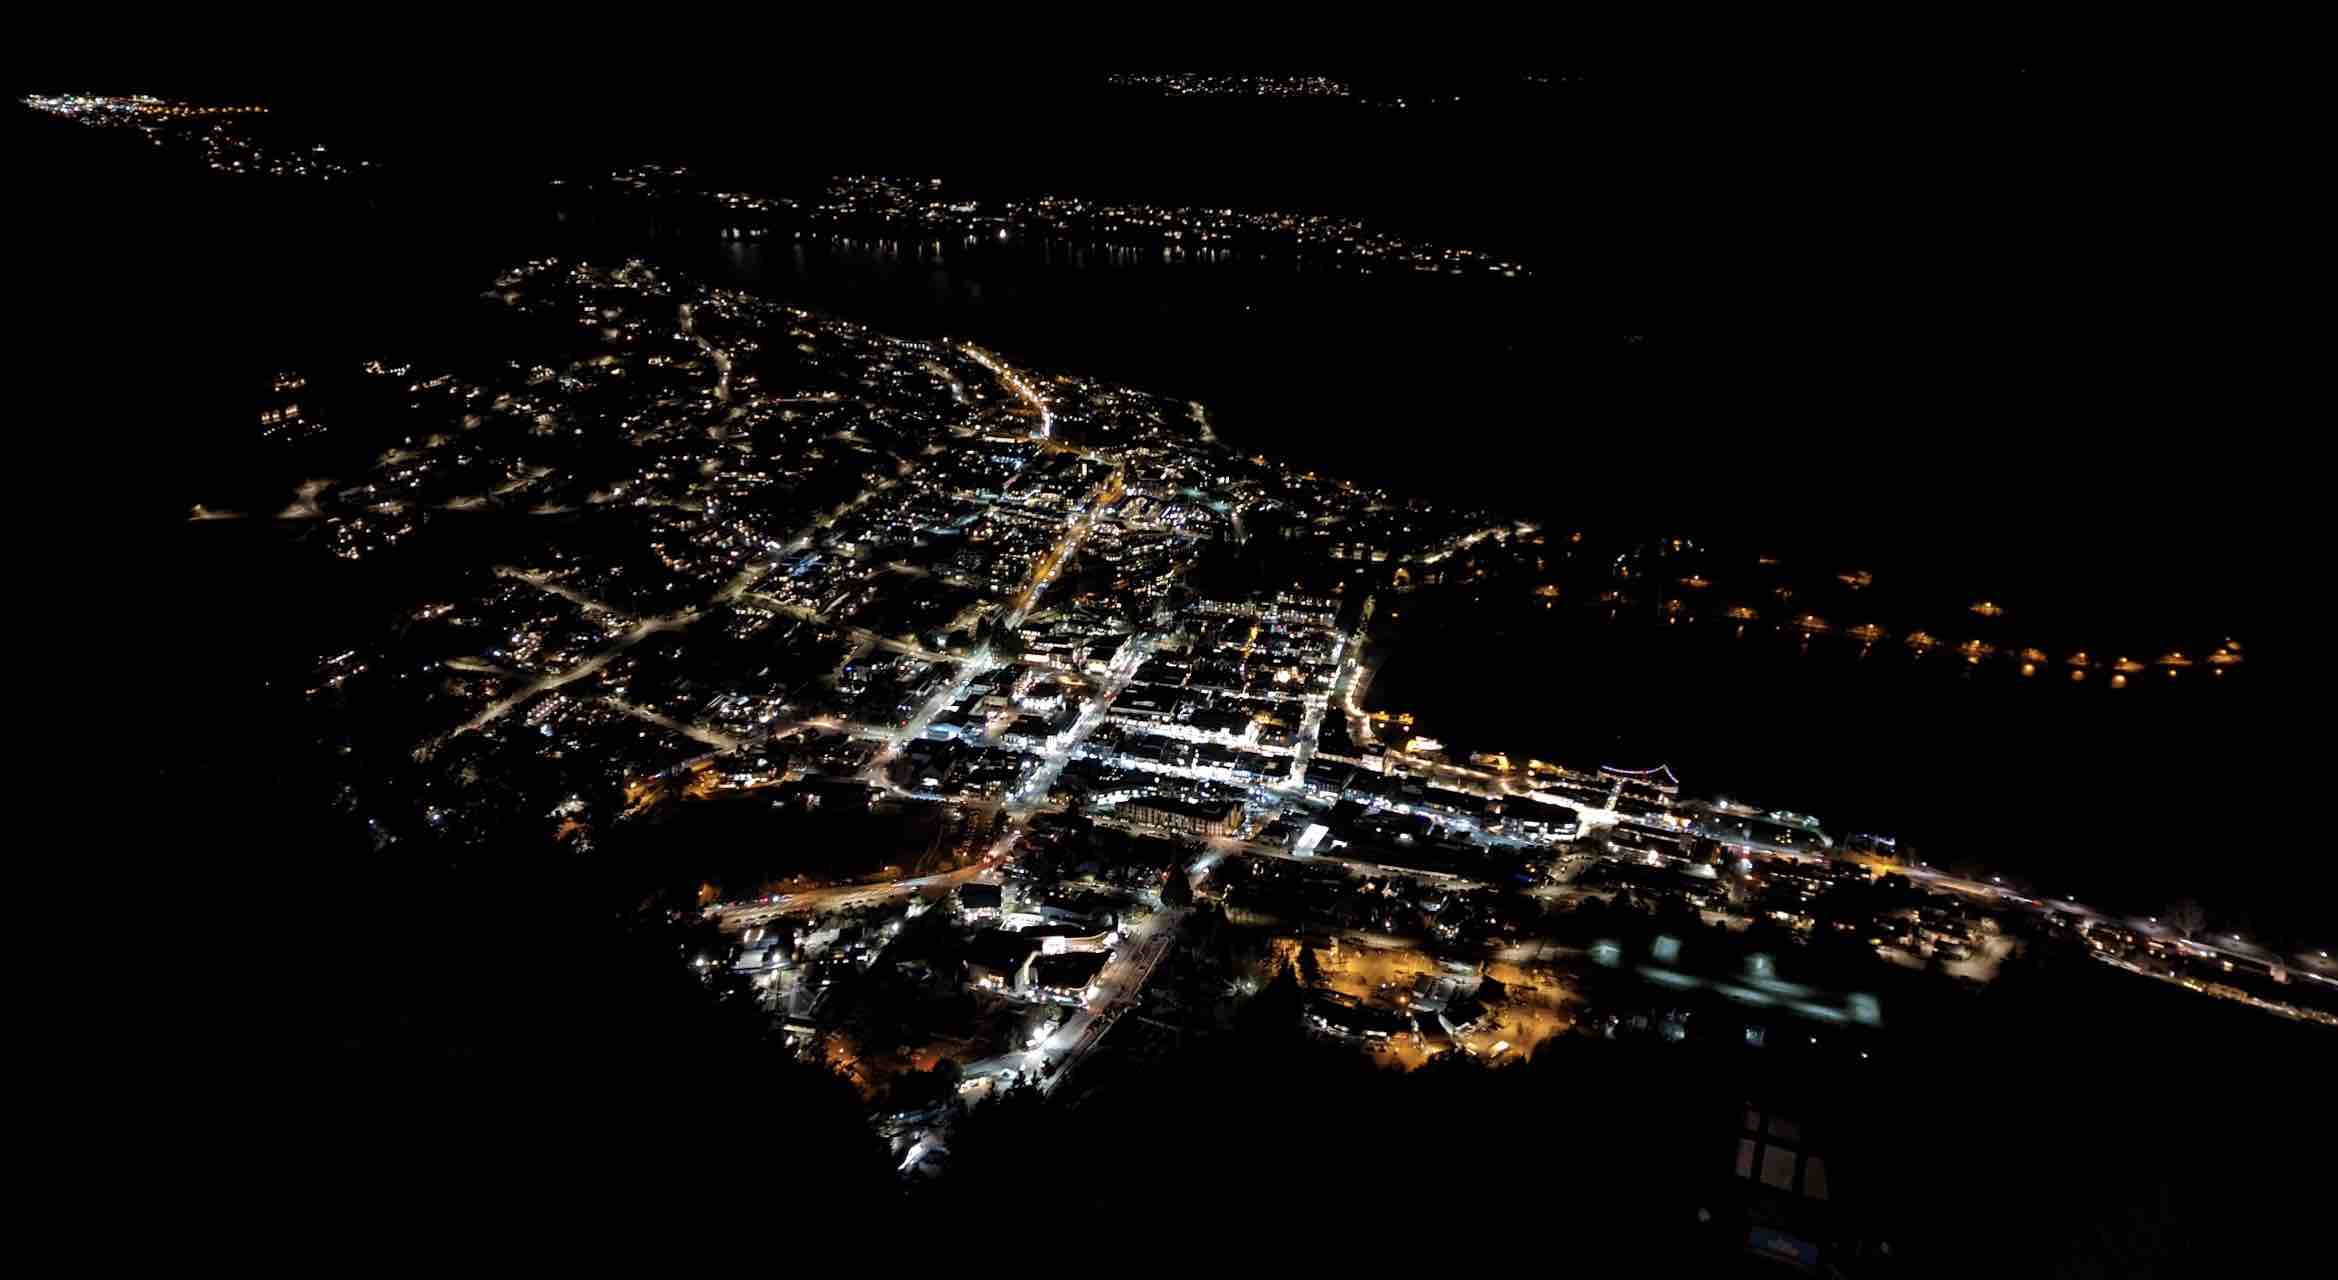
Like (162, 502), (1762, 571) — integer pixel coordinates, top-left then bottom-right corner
(29, 54), (2314, 1272)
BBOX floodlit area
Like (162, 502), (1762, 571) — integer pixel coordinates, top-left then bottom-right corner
(1274, 935), (1578, 1067)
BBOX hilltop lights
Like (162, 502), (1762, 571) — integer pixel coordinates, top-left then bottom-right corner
(32, 92), (357, 180)
(596, 172), (1532, 280)
(1108, 73), (1355, 98)
(24, 93), (268, 119)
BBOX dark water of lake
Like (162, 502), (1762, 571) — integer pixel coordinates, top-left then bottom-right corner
(1363, 593), (2294, 934)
